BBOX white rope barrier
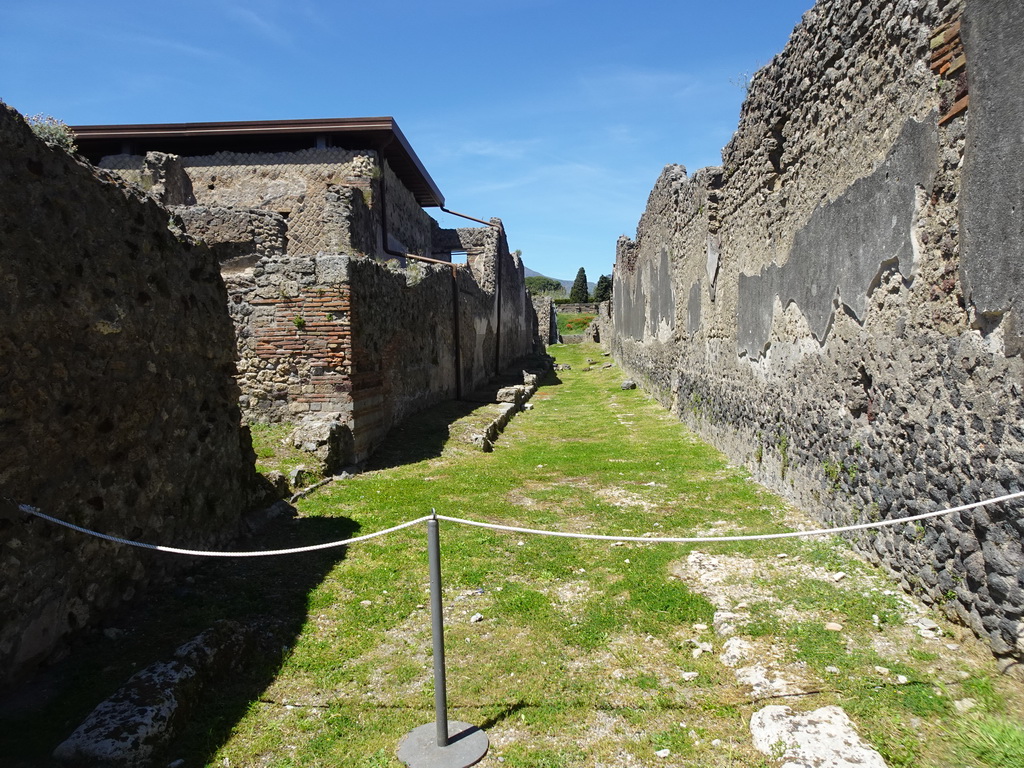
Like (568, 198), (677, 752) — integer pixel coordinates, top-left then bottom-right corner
(438, 490), (1024, 543)
(22, 506), (432, 557)
(18, 489), (1024, 556)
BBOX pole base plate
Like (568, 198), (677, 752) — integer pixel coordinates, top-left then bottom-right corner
(397, 721), (488, 768)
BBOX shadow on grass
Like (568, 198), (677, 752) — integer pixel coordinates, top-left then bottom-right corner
(366, 366), (563, 472)
(0, 514), (360, 767)
(366, 400), (485, 471)
(479, 699), (528, 729)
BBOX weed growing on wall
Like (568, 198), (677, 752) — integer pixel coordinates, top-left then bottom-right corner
(27, 114), (77, 153)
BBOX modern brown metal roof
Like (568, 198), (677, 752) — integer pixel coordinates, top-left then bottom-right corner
(70, 117), (444, 208)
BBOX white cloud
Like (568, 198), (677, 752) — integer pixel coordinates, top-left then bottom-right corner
(224, 4), (293, 47)
(577, 66), (707, 107)
(119, 34), (229, 63)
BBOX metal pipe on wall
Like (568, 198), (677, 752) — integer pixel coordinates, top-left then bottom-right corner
(377, 161), (463, 399)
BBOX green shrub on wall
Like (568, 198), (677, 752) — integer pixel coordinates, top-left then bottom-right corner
(27, 114), (77, 153)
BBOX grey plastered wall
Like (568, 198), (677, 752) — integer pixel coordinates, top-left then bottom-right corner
(737, 116), (939, 357)
(609, 0), (1024, 659)
(959, 0), (1024, 354)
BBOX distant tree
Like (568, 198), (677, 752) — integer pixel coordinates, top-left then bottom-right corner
(525, 275), (565, 295)
(569, 267), (589, 302)
(593, 274), (612, 303)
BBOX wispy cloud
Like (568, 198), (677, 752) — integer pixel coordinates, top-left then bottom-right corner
(605, 124), (640, 145)
(119, 34), (230, 63)
(577, 66), (706, 106)
(224, 4), (293, 47)
(458, 137), (543, 160)
(459, 160), (610, 196)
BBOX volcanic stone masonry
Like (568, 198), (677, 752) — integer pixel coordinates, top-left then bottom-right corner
(0, 104), (265, 684)
(608, 0), (1024, 660)
(100, 139), (538, 470)
(1, 108), (542, 683)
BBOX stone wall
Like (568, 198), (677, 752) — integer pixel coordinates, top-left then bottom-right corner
(102, 148), (380, 258)
(0, 105), (260, 683)
(348, 223), (535, 462)
(380, 162), (438, 258)
(98, 134), (539, 470)
(555, 302), (601, 315)
(173, 205), (287, 269)
(347, 259), (459, 459)
(461, 223), (536, 378)
(226, 228), (534, 467)
(532, 296), (558, 346)
(232, 254), (356, 425)
(610, 0), (1024, 659)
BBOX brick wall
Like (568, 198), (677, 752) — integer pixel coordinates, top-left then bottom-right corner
(100, 140), (538, 468)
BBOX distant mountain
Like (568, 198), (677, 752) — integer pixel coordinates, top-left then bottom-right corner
(523, 265), (595, 294)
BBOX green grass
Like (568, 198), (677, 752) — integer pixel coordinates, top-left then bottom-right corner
(952, 716), (1024, 768)
(251, 421), (314, 476)
(556, 312), (596, 335)
(6, 343), (1023, 768)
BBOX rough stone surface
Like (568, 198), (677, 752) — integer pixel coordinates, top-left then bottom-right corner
(0, 105), (261, 684)
(53, 660), (200, 767)
(555, 302), (602, 314)
(101, 144), (539, 468)
(101, 147), (386, 258)
(53, 620), (257, 767)
(463, 363), (548, 452)
(173, 204), (286, 268)
(532, 295), (558, 345)
(750, 705), (888, 768)
(609, 0), (1024, 660)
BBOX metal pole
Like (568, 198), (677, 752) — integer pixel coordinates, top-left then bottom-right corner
(396, 513), (488, 767)
(427, 513), (449, 747)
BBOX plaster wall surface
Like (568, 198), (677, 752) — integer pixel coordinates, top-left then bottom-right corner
(610, 0), (1024, 659)
(959, 1), (1024, 354)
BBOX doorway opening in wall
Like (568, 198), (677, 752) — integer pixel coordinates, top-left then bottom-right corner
(449, 250), (468, 265)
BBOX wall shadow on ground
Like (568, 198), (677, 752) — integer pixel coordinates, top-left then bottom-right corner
(366, 369), (563, 472)
(366, 400), (487, 471)
(0, 514), (359, 767)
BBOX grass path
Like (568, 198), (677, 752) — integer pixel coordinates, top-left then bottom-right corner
(216, 343), (1023, 768)
(5, 343), (1021, 767)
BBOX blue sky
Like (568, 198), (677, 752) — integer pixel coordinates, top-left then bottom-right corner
(1, 0), (813, 282)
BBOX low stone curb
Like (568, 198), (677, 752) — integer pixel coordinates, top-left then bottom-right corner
(53, 620), (262, 767)
(468, 366), (548, 452)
